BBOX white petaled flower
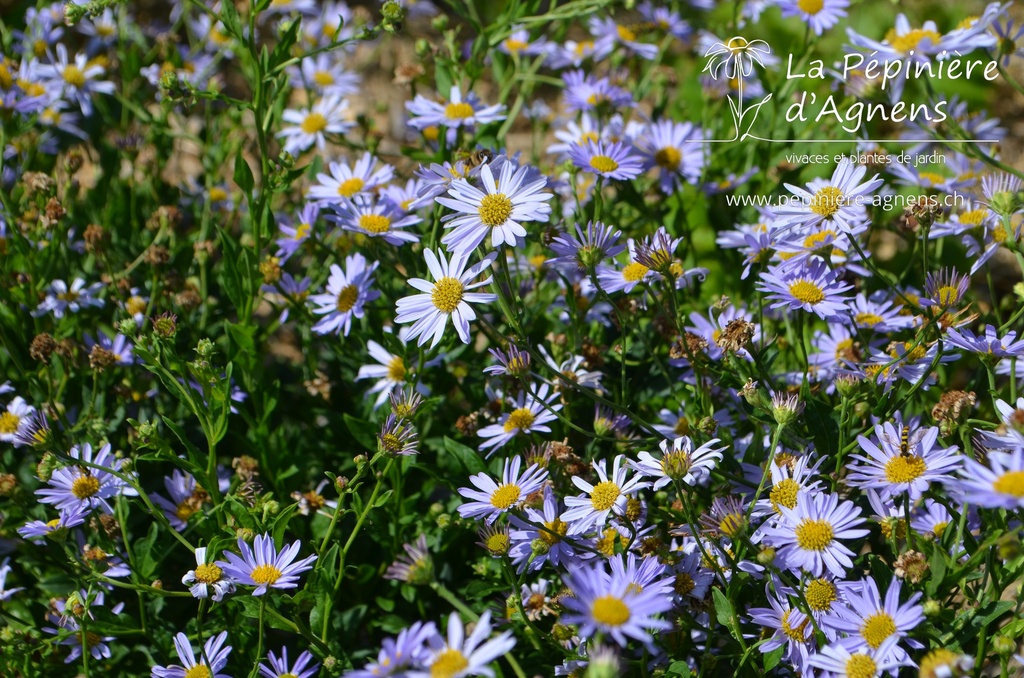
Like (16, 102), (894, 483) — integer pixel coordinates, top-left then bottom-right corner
(411, 611), (516, 678)
(395, 249), (497, 349)
(38, 44), (114, 116)
(356, 339), (417, 409)
(631, 436), (726, 490)
(182, 547), (236, 602)
(562, 455), (649, 535)
(309, 253), (380, 337)
(307, 152), (395, 204)
(435, 160), (552, 254)
(457, 456), (549, 524)
(476, 383), (562, 454)
(405, 85), (507, 143)
(151, 631), (233, 678)
(328, 194), (422, 246)
(0, 396), (36, 443)
(293, 53), (360, 97)
(636, 119), (707, 193)
(277, 94), (353, 155)
(761, 490), (869, 578)
(774, 158), (883, 234)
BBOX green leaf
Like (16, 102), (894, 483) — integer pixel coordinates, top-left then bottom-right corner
(271, 504), (299, 544)
(712, 588), (735, 634)
(133, 522), (161, 581)
(443, 437), (487, 476)
(160, 416), (208, 480)
(219, 0), (243, 40)
(344, 414), (378, 452)
(926, 545), (947, 597)
(269, 18), (302, 71)
(665, 660), (692, 677)
(376, 596), (395, 612)
(373, 489), (394, 508)
(233, 148), (254, 197)
(763, 646), (784, 672)
(216, 226), (254, 320)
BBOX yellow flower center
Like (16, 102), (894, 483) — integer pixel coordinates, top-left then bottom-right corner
(337, 177), (364, 197)
(301, 112), (328, 134)
(380, 432), (404, 453)
(57, 290), (81, 302)
(993, 470), (1024, 497)
(250, 563), (283, 586)
(63, 65), (87, 88)
(313, 70), (335, 86)
(503, 407), (536, 433)
(193, 562), (222, 584)
(127, 296), (147, 316)
(797, 0), (824, 13)
(780, 609), (809, 642)
(993, 224), (1008, 243)
(591, 595), (630, 626)
(579, 131), (600, 145)
(574, 40), (595, 56)
(622, 262), (650, 282)
(336, 284), (359, 312)
(294, 223), (311, 240)
(589, 155), (619, 174)
(387, 356), (406, 382)
(596, 527), (624, 556)
(0, 412), (19, 434)
(0, 63), (12, 90)
(932, 521), (949, 539)
(674, 572), (695, 595)
(478, 193), (514, 227)
(805, 578), (837, 611)
(788, 280), (825, 305)
(920, 650), (961, 678)
(504, 39), (528, 53)
(540, 518), (568, 545)
(884, 455), (927, 483)
(489, 483), (522, 509)
(719, 513), (744, 537)
(803, 230), (835, 250)
(794, 518), (834, 551)
(72, 475), (101, 499)
(935, 285), (960, 307)
(176, 502), (197, 522)
(674, 417), (690, 435)
(616, 24), (637, 41)
(431, 648), (469, 678)
(444, 102), (475, 120)
(654, 146), (681, 170)
(359, 214), (391, 233)
(431, 277), (464, 314)
(917, 171), (947, 186)
(423, 126), (440, 142)
(184, 666), (211, 678)
(47, 518), (62, 528)
(485, 531), (510, 555)
(860, 612), (896, 648)
(855, 312), (884, 327)
(810, 186), (843, 218)
(958, 209), (987, 226)
(208, 187), (228, 203)
(888, 28), (943, 54)
(590, 480), (621, 511)
(890, 342), (927, 363)
(845, 654), (877, 678)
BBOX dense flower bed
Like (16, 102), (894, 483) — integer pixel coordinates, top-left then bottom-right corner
(2, 0), (1024, 676)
